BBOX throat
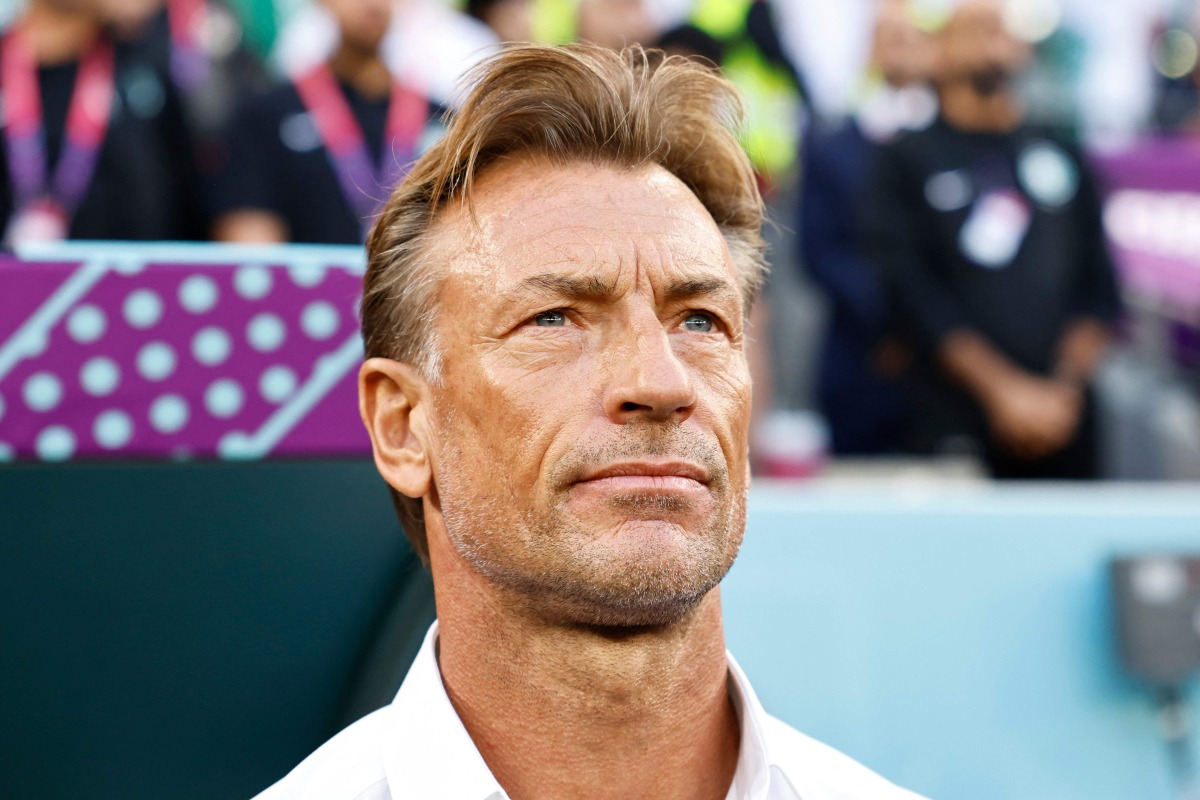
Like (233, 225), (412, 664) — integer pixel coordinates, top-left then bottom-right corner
(434, 589), (742, 800)
(327, 46), (391, 101)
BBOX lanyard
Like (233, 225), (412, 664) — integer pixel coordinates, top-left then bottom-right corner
(293, 64), (427, 237)
(1, 24), (116, 222)
(168, 0), (209, 92)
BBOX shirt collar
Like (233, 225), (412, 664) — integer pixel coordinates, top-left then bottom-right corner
(725, 650), (782, 800)
(380, 621), (508, 800)
(380, 622), (785, 800)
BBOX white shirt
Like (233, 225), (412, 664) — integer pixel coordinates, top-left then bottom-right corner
(255, 623), (927, 800)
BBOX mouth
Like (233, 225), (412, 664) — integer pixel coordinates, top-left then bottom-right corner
(969, 66), (1010, 96)
(574, 461), (711, 494)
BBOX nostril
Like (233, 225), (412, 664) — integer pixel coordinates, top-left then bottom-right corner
(620, 401), (643, 412)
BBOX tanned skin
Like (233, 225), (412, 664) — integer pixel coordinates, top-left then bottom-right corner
(360, 158), (751, 800)
(22, 0), (103, 65)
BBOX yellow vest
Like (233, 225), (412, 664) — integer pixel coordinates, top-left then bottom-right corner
(526, 0), (803, 185)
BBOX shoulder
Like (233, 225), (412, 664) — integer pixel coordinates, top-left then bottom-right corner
(222, 81), (312, 157)
(229, 80), (304, 129)
(260, 81), (306, 115)
(762, 713), (929, 800)
(253, 707), (393, 800)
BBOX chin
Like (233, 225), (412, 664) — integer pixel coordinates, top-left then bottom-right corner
(533, 526), (741, 628)
(549, 571), (722, 629)
(444, 485), (748, 628)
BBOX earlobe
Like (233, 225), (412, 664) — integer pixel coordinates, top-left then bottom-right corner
(359, 358), (433, 500)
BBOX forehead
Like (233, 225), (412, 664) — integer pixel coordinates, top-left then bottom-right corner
(430, 158), (737, 290)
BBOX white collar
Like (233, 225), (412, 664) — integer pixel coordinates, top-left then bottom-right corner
(380, 622), (784, 800)
(380, 621), (505, 799)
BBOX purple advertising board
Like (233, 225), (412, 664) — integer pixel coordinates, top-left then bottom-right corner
(0, 243), (372, 462)
(1093, 135), (1200, 323)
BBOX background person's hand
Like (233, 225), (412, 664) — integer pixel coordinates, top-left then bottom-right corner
(982, 373), (1082, 459)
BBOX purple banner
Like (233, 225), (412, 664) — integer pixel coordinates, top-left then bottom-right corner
(0, 244), (372, 461)
(1094, 136), (1200, 322)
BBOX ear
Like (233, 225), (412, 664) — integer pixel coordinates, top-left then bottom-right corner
(359, 357), (433, 501)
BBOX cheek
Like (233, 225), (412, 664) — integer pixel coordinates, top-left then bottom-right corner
(436, 355), (589, 486)
(694, 351), (752, 420)
(696, 358), (753, 461)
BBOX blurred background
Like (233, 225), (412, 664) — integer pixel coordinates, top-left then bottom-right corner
(1, 0), (1200, 798)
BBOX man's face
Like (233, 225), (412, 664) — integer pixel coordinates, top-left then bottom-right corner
(872, 2), (935, 89)
(322, 0), (392, 54)
(91, 0), (162, 34)
(938, 1), (1031, 95)
(577, 0), (656, 51)
(423, 159), (751, 627)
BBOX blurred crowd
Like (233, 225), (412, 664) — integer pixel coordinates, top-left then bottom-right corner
(3, 0), (1200, 478)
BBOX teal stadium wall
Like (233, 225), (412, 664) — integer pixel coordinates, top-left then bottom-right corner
(724, 483), (1200, 800)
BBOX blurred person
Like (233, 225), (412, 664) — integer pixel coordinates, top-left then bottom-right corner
(1150, 14), (1200, 133)
(654, 22), (724, 67)
(576, 0), (658, 50)
(255, 43), (926, 800)
(210, 0), (441, 244)
(272, 0), (498, 109)
(536, 0), (804, 186)
(863, 0), (1121, 478)
(800, 0), (937, 455)
(0, 0), (204, 244)
(96, 0), (266, 118)
(94, 0), (268, 182)
(690, 0), (806, 189)
(465, 0), (533, 44)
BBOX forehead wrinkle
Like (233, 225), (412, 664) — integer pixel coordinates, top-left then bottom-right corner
(439, 161), (735, 304)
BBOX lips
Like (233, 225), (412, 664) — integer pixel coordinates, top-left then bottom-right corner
(575, 461), (710, 491)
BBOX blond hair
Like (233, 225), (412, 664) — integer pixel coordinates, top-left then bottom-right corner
(362, 43), (766, 563)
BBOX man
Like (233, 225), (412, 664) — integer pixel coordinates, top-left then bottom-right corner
(210, 0), (439, 244)
(0, 0), (203, 244)
(465, 0), (534, 44)
(95, 0), (266, 130)
(801, 0), (937, 455)
(256, 45), (925, 800)
(863, 0), (1121, 478)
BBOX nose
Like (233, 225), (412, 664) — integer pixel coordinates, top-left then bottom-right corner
(602, 316), (697, 424)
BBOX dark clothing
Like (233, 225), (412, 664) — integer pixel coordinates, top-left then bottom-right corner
(118, 2), (268, 177)
(210, 80), (440, 245)
(0, 42), (205, 241)
(863, 118), (1121, 477)
(800, 120), (906, 454)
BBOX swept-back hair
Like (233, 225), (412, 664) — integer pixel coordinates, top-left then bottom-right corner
(362, 43), (766, 563)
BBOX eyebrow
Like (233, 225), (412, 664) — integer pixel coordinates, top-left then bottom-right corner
(519, 273), (619, 302)
(514, 273), (739, 306)
(662, 277), (739, 306)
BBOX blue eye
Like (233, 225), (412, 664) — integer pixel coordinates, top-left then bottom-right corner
(534, 310), (567, 327)
(682, 313), (714, 333)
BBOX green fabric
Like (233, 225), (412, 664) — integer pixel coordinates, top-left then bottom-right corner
(226, 0), (280, 56)
(532, 0), (580, 44)
(691, 0), (752, 40)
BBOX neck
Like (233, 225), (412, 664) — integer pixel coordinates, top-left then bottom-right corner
(22, 4), (101, 66)
(327, 42), (391, 100)
(429, 529), (741, 800)
(938, 81), (1022, 133)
